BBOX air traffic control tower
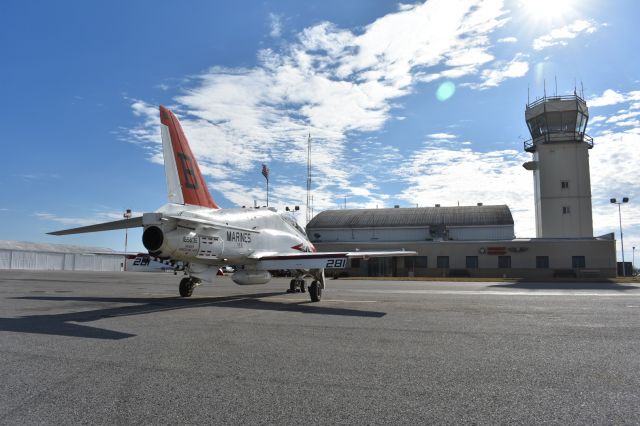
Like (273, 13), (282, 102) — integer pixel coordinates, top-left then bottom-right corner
(522, 94), (594, 238)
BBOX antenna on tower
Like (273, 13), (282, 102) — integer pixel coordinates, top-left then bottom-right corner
(543, 79), (547, 98)
(306, 132), (312, 224)
(554, 75), (558, 96)
(573, 77), (577, 96)
(527, 84), (530, 104)
(581, 81), (584, 99)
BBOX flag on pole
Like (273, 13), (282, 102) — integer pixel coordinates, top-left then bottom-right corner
(262, 164), (269, 180)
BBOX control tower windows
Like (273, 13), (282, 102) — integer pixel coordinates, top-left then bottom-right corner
(547, 112), (562, 133)
(576, 112), (587, 133)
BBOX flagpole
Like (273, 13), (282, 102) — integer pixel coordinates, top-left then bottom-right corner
(262, 163), (270, 207)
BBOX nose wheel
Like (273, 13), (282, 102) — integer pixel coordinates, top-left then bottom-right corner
(179, 277), (199, 297)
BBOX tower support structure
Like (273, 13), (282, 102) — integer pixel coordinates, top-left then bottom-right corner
(522, 94), (594, 238)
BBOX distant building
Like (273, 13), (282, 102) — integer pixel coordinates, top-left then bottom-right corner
(307, 93), (617, 279)
(307, 207), (615, 279)
(0, 240), (124, 272)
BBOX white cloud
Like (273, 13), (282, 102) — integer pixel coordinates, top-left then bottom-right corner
(396, 145), (535, 237)
(497, 36), (517, 43)
(465, 54), (529, 90)
(428, 133), (457, 139)
(532, 19), (598, 50)
(589, 89), (640, 108)
(129, 0), (515, 218)
(586, 92), (640, 258)
(269, 13), (283, 38)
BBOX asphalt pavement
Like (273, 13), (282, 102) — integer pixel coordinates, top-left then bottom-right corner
(1, 270), (640, 424)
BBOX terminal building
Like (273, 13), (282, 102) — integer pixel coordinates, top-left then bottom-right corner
(307, 94), (617, 279)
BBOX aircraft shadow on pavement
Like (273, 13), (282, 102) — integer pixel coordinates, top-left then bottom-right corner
(0, 292), (386, 340)
(488, 281), (639, 291)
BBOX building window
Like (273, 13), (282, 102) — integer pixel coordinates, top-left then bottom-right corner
(437, 256), (449, 269)
(562, 206), (571, 214)
(498, 256), (511, 269)
(561, 180), (569, 189)
(466, 256), (479, 269)
(406, 256), (428, 268)
(351, 258), (360, 268)
(572, 256), (586, 269)
(536, 256), (549, 269)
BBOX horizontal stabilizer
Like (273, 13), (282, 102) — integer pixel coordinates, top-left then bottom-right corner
(47, 216), (144, 236)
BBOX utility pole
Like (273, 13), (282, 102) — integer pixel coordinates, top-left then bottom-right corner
(123, 209), (132, 271)
(306, 133), (312, 224)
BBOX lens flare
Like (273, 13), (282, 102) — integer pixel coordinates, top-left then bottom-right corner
(436, 81), (456, 101)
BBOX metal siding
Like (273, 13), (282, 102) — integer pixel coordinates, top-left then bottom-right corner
(64, 254), (75, 270)
(74, 254), (98, 271)
(100, 255), (123, 272)
(36, 253), (64, 270)
(11, 251), (37, 269)
(0, 244), (122, 271)
(0, 250), (10, 269)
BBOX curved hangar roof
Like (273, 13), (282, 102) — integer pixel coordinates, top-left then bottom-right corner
(306, 205), (514, 229)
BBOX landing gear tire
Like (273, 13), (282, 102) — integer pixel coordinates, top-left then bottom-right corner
(309, 281), (322, 302)
(300, 281), (306, 293)
(179, 277), (196, 297)
(287, 279), (296, 293)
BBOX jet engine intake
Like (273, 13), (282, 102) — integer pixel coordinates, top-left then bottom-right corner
(231, 270), (272, 285)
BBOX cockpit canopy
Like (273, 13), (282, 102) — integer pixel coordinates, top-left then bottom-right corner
(280, 213), (307, 238)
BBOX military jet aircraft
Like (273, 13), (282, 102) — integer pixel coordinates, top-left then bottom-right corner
(49, 106), (415, 302)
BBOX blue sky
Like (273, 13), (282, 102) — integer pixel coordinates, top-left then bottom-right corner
(1, 0), (638, 261)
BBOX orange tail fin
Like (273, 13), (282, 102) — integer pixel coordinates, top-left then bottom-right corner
(159, 105), (219, 209)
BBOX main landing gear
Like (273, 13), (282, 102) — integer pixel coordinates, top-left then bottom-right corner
(287, 278), (306, 294)
(308, 281), (322, 302)
(287, 270), (325, 302)
(179, 277), (200, 297)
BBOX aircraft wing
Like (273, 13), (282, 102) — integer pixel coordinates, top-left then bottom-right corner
(253, 250), (416, 270)
(47, 217), (144, 235)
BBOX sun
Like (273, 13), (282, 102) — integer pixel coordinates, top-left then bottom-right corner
(517, 0), (578, 23)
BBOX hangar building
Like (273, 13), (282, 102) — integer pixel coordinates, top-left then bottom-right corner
(307, 206), (615, 279)
(0, 240), (124, 272)
(307, 93), (617, 279)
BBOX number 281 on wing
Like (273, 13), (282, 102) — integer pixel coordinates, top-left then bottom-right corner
(325, 258), (347, 268)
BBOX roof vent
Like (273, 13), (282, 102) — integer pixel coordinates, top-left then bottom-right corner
(435, 204), (440, 207)
(477, 202), (483, 206)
